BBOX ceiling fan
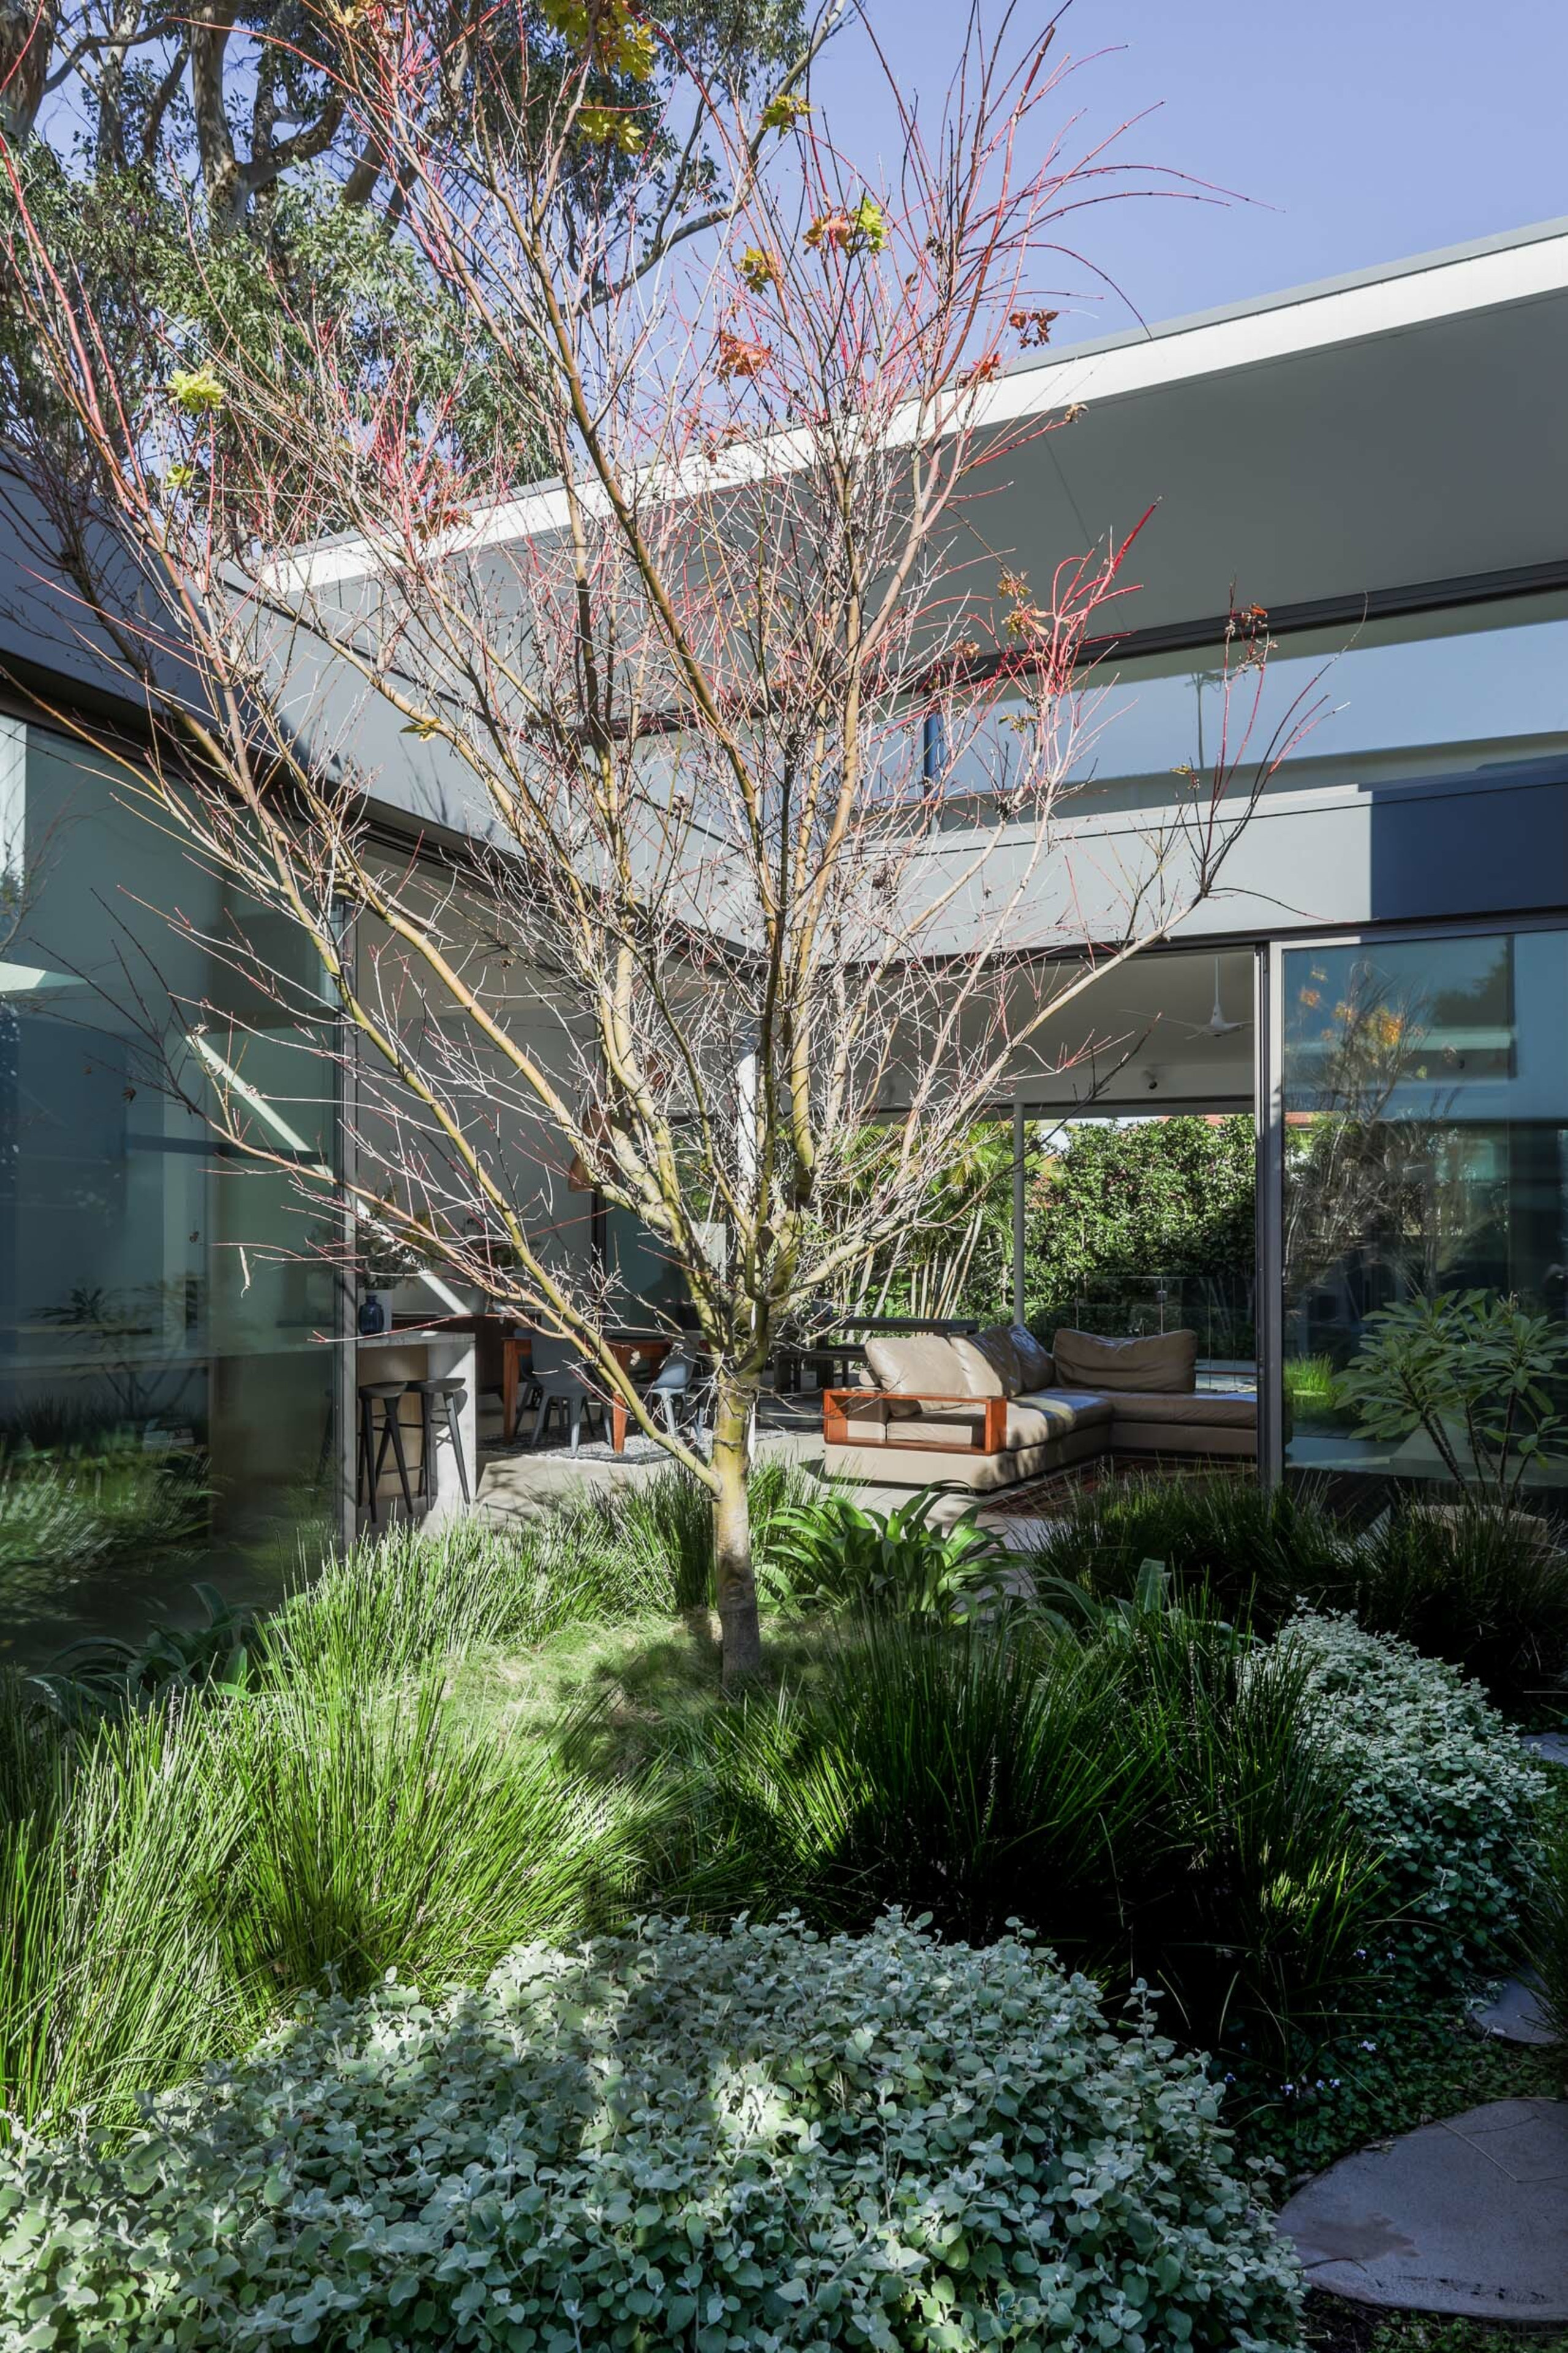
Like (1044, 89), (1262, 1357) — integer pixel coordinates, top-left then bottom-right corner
(1199, 958), (1249, 1038)
(1128, 959), (1251, 1041)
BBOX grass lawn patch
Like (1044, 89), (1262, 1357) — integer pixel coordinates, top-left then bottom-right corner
(445, 1603), (839, 1766)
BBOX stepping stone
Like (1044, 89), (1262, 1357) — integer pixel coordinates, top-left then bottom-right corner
(1277, 2099), (1568, 2319)
(1471, 1973), (1559, 2048)
(1523, 1731), (1568, 1767)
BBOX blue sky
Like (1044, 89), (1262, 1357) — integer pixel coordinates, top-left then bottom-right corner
(815, 0), (1568, 342)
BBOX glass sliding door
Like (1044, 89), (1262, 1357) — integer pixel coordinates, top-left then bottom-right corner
(1278, 923), (1568, 1498)
(1, 720), (341, 1657)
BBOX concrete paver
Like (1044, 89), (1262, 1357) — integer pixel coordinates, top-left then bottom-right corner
(1470, 1973), (1559, 2047)
(1277, 2099), (1568, 2319)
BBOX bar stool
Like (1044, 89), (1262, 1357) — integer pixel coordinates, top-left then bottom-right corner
(357, 1380), (417, 1524)
(413, 1377), (471, 1506)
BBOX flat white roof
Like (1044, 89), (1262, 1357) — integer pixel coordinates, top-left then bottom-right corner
(985, 214), (1568, 420)
(288, 216), (1568, 593)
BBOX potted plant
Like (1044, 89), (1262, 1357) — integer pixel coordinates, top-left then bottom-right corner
(1333, 1288), (1568, 1522)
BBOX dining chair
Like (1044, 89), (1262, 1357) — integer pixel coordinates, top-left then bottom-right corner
(527, 1335), (607, 1452)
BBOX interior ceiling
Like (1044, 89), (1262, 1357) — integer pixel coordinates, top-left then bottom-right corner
(1008, 948), (1256, 1107)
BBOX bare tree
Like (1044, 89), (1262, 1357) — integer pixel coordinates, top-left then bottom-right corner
(1, 0), (1314, 1679)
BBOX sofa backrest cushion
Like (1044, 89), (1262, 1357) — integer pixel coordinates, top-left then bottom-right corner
(1052, 1326), (1198, 1394)
(963, 1326), (1025, 1397)
(1008, 1324), (1055, 1389)
(863, 1331), (970, 1398)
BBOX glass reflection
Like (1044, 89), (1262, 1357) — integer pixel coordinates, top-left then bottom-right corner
(940, 591), (1568, 816)
(1281, 927), (1568, 1495)
(0, 721), (340, 1659)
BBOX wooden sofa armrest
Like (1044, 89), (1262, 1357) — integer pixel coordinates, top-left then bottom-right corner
(823, 1389), (1007, 1456)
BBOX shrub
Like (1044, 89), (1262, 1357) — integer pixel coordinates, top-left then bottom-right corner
(766, 1484), (1015, 1617)
(1332, 1288), (1568, 1505)
(1022, 1112), (1256, 1331)
(1277, 1611), (1545, 1990)
(0, 1914), (1305, 2353)
(29, 1582), (257, 1725)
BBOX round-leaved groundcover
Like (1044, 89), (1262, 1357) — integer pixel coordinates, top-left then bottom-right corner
(0, 1912), (1303, 2352)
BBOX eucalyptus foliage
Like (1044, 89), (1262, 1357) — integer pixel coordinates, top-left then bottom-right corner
(0, 1914), (1304, 2353)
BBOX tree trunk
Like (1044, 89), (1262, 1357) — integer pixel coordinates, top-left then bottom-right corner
(710, 1375), (763, 1686)
(0, 0), (57, 143)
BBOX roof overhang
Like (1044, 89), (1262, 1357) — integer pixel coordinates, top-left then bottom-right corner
(282, 216), (1568, 628)
(959, 216), (1568, 632)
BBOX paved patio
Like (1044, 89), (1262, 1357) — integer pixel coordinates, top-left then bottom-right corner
(477, 1421), (824, 1527)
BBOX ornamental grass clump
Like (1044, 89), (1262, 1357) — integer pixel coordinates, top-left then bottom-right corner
(0, 1674), (641, 2137)
(1345, 1497), (1568, 1720)
(216, 1677), (639, 2005)
(262, 1514), (569, 1691)
(545, 1458), (825, 1618)
(0, 1913), (1305, 2353)
(1022, 1470), (1346, 1628)
(649, 1610), (1392, 2065)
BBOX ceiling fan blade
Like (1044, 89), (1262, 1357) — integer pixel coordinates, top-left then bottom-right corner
(1124, 1011), (1213, 1038)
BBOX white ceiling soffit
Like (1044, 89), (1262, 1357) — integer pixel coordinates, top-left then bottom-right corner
(283, 219), (1568, 595)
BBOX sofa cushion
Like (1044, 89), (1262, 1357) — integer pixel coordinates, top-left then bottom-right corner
(1107, 1389), (1256, 1429)
(956, 1328), (1022, 1397)
(823, 1419), (1109, 1492)
(1111, 1418), (1256, 1460)
(1053, 1327), (1198, 1395)
(1014, 1387), (1115, 1436)
(1008, 1324), (1055, 1388)
(862, 1331), (969, 1398)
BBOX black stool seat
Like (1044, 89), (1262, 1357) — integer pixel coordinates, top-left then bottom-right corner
(412, 1377), (471, 1506)
(357, 1379), (417, 1523)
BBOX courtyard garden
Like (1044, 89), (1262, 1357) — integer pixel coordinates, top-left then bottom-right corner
(1, 1462), (1564, 2352)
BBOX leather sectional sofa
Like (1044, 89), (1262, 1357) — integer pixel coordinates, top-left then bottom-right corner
(821, 1323), (1256, 1495)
